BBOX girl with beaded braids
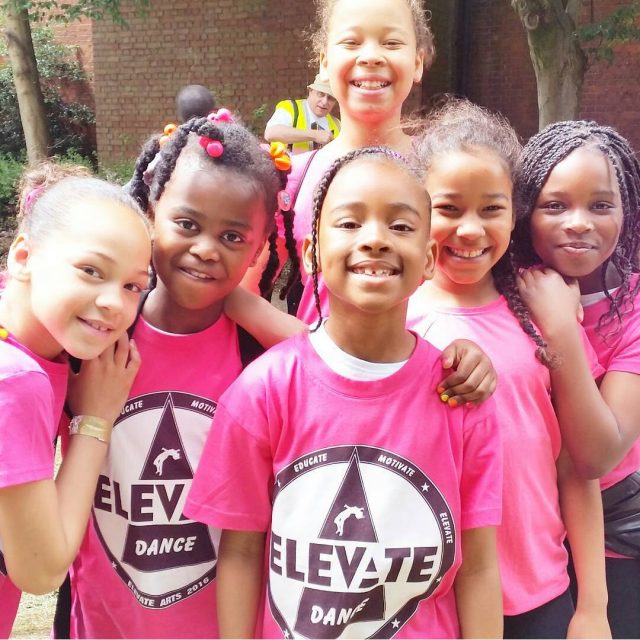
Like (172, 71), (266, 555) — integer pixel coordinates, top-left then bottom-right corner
(186, 147), (503, 639)
(66, 112), (295, 639)
(406, 100), (610, 639)
(513, 120), (640, 638)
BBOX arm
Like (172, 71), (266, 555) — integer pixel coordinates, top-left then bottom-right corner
(264, 124), (332, 146)
(217, 529), (265, 638)
(437, 340), (497, 407)
(519, 268), (640, 478)
(0, 335), (140, 594)
(556, 449), (611, 639)
(225, 287), (306, 348)
(454, 527), (502, 639)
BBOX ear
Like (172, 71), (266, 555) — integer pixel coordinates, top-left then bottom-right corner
(302, 234), (320, 276)
(249, 239), (267, 268)
(7, 234), (33, 282)
(319, 52), (328, 80)
(422, 239), (438, 282)
(413, 48), (425, 84)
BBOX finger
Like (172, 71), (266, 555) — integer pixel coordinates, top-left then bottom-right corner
(439, 343), (458, 371)
(438, 364), (487, 399)
(577, 302), (584, 323)
(126, 339), (141, 374)
(112, 334), (130, 368)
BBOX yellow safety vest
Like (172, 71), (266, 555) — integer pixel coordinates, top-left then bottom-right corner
(275, 99), (340, 152)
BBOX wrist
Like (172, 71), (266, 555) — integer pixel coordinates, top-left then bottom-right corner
(69, 415), (113, 444)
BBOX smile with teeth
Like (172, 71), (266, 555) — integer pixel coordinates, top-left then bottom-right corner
(81, 319), (112, 333)
(181, 267), (214, 280)
(351, 266), (398, 277)
(446, 247), (489, 259)
(351, 80), (390, 90)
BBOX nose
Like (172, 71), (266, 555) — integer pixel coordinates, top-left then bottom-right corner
(563, 208), (595, 234)
(357, 40), (384, 65)
(359, 221), (390, 252)
(95, 285), (124, 314)
(456, 215), (485, 241)
(190, 236), (220, 261)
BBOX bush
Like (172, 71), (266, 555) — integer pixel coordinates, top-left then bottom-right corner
(0, 27), (96, 160)
(0, 154), (24, 219)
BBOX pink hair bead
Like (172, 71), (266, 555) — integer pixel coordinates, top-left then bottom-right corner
(206, 140), (224, 157)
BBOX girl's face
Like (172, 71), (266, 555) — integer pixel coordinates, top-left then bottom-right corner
(15, 198), (151, 359)
(530, 147), (624, 293)
(320, 0), (423, 124)
(151, 160), (268, 331)
(304, 158), (435, 317)
(427, 150), (514, 294)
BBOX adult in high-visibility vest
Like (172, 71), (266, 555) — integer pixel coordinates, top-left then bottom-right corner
(264, 75), (340, 154)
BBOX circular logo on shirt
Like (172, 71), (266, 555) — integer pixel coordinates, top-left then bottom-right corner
(92, 391), (219, 609)
(268, 445), (456, 639)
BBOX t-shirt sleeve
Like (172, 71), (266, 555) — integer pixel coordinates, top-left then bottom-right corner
(265, 106), (295, 130)
(460, 397), (502, 530)
(0, 371), (56, 489)
(607, 311), (640, 375)
(185, 389), (274, 532)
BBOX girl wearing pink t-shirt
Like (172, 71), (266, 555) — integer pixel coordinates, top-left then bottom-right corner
(408, 100), (611, 639)
(64, 115), (299, 639)
(0, 174), (151, 637)
(186, 147), (504, 639)
(513, 121), (640, 638)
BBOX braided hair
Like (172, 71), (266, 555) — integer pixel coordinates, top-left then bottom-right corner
(308, 145), (425, 330)
(513, 121), (640, 337)
(128, 115), (297, 298)
(415, 98), (558, 368)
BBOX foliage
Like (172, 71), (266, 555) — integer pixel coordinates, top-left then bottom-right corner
(578, 2), (640, 62)
(0, 153), (23, 218)
(0, 26), (95, 158)
(98, 158), (135, 185)
(5, 0), (150, 26)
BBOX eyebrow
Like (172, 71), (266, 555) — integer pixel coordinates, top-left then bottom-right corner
(83, 251), (149, 279)
(172, 206), (254, 230)
(544, 189), (616, 198)
(431, 191), (509, 201)
(330, 202), (423, 217)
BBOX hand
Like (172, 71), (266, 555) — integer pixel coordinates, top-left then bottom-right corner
(517, 267), (583, 334)
(312, 128), (333, 146)
(437, 339), (497, 407)
(567, 607), (611, 639)
(67, 334), (141, 424)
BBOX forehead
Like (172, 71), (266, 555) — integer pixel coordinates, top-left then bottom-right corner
(427, 149), (513, 186)
(543, 147), (620, 194)
(328, 0), (415, 35)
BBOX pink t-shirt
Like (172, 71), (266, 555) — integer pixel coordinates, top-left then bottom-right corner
(583, 284), (640, 492)
(186, 333), (502, 639)
(407, 295), (603, 616)
(285, 148), (340, 324)
(0, 334), (68, 638)
(69, 314), (244, 639)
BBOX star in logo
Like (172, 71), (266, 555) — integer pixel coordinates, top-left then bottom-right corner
(421, 483), (430, 492)
(391, 619), (401, 629)
(284, 630), (290, 638)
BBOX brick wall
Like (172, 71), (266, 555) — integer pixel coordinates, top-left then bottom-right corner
(83, 0), (640, 162)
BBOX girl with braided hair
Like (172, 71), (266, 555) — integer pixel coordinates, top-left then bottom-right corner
(186, 147), (503, 638)
(407, 100), (610, 638)
(67, 112), (296, 638)
(513, 120), (640, 638)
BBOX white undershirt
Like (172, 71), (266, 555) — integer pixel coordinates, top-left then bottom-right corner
(308, 322), (407, 381)
(581, 286), (620, 307)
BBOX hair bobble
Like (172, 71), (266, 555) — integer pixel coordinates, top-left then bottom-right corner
(23, 186), (44, 214)
(159, 123), (177, 147)
(198, 135), (224, 158)
(269, 142), (292, 171)
(207, 107), (234, 124)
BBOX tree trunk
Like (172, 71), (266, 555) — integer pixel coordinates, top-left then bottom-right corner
(512, 0), (586, 128)
(2, 3), (50, 163)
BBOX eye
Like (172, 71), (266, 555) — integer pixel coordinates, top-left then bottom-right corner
(390, 222), (414, 232)
(483, 204), (507, 215)
(592, 201), (615, 212)
(221, 231), (244, 244)
(538, 201), (566, 213)
(80, 265), (102, 279)
(336, 219), (360, 230)
(432, 203), (459, 216)
(125, 283), (145, 294)
(175, 219), (198, 231)
(384, 39), (403, 48)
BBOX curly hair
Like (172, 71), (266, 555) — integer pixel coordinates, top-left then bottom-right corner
(415, 98), (558, 368)
(513, 120), (640, 338)
(127, 115), (298, 298)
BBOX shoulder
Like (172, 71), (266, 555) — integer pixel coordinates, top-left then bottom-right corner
(0, 339), (47, 381)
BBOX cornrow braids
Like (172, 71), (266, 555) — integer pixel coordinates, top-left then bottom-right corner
(513, 120), (640, 337)
(127, 134), (161, 212)
(308, 145), (423, 329)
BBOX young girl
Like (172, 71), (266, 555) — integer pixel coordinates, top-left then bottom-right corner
(513, 120), (640, 638)
(186, 147), (503, 639)
(252, 0), (432, 315)
(406, 101), (610, 638)
(66, 114), (291, 639)
(0, 175), (151, 637)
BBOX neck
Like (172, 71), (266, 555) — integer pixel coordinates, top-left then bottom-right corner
(329, 111), (414, 156)
(324, 300), (415, 363)
(422, 271), (500, 308)
(578, 262), (623, 295)
(0, 281), (61, 359)
(143, 286), (224, 334)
